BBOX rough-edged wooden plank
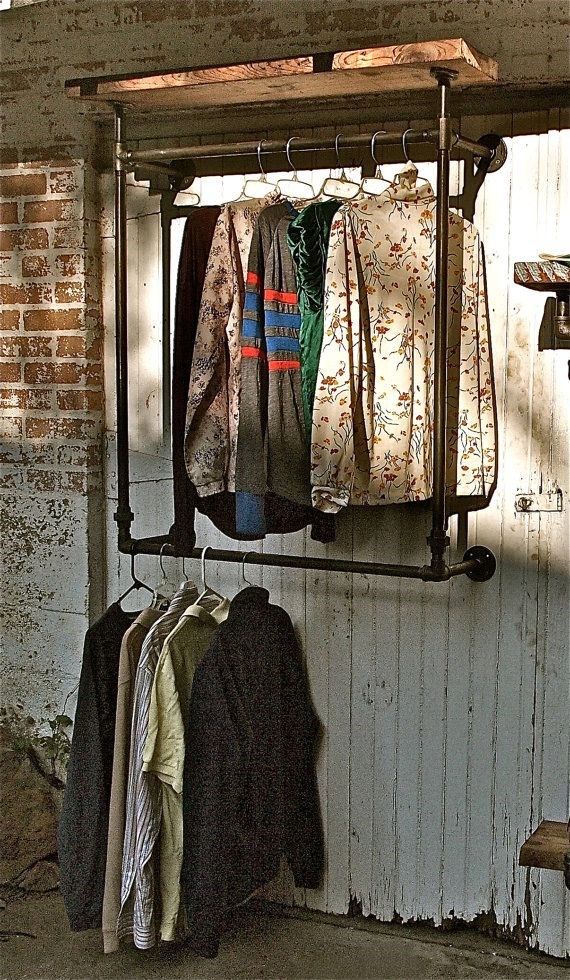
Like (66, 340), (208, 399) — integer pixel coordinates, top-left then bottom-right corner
(459, 112), (508, 923)
(325, 512), (353, 915)
(348, 509), (377, 917)
(333, 39), (498, 83)
(492, 117), (543, 938)
(520, 821), (570, 873)
(532, 117), (570, 959)
(65, 40), (499, 112)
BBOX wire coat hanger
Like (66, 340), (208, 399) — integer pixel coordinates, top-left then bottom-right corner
(117, 551), (153, 608)
(243, 141), (280, 199)
(393, 128), (431, 191)
(197, 546), (225, 603)
(238, 552), (256, 589)
(360, 130), (391, 197)
(277, 137), (317, 201)
(321, 134), (361, 200)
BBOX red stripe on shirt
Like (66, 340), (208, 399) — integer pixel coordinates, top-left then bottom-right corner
(264, 288), (297, 304)
(268, 359), (300, 372)
(241, 346), (266, 360)
(246, 271), (260, 287)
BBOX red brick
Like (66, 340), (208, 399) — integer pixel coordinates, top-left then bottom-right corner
(26, 469), (60, 492)
(0, 173), (47, 197)
(23, 199), (77, 223)
(54, 253), (82, 277)
(49, 170), (78, 195)
(0, 362), (20, 382)
(0, 336), (52, 358)
(0, 228), (49, 251)
(0, 311), (20, 331)
(55, 281), (84, 303)
(56, 336), (85, 357)
(53, 225), (83, 248)
(57, 389), (103, 411)
(0, 202), (18, 224)
(23, 309), (82, 332)
(25, 417), (97, 440)
(22, 255), (50, 277)
(0, 387), (52, 410)
(0, 283), (52, 305)
(24, 361), (84, 385)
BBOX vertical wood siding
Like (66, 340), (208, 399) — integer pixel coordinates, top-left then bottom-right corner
(103, 114), (570, 958)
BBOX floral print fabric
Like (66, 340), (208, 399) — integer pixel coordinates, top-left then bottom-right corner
(311, 183), (496, 512)
(184, 195), (276, 497)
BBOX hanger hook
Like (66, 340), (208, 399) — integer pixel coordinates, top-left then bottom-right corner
(158, 542), (169, 578)
(370, 130), (385, 167)
(240, 551), (255, 587)
(335, 133), (342, 168)
(130, 549), (138, 585)
(201, 545), (211, 592)
(257, 140), (266, 178)
(181, 556), (189, 582)
(285, 136), (300, 175)
(402, 128), (413, 163)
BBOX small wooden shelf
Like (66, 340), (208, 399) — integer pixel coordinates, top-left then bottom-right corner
(65, 38), (498, 112)
(519, 820), (569, 873)
(514, 261), (570, 292)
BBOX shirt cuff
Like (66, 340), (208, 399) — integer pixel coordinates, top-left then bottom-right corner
(311, 484), (350, 513)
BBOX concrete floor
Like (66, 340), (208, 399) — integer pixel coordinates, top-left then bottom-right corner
(0, 892), (567, 980)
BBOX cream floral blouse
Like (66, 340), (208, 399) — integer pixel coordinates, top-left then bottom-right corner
(311, 183), (496, 512)
(184, 194), (277, 496)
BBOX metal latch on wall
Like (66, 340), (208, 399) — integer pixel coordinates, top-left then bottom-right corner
(515, 488), (563, 513)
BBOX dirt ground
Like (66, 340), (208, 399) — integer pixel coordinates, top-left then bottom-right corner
(0, 891), (567, 980)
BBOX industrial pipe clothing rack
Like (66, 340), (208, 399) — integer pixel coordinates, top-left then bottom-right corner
(66, 40), (508, 584)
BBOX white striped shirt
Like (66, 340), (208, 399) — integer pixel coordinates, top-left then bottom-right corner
(118, 581), (198, 949)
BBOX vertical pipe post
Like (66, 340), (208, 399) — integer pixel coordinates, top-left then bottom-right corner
(160, 200), (172, 448)
(428, 67), (457, 574)
(113, 105), (134, 549)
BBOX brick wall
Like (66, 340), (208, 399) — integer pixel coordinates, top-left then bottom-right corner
(0, 157), (105, 714)
(0, 161), (103, 495)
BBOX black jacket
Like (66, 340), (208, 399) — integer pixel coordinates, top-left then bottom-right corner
(181, 586), (323, 956)
(58, 603), (135, 930)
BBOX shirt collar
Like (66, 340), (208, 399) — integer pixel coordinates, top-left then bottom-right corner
(132, 606), (163, 630)
(181, 596), (230, 626)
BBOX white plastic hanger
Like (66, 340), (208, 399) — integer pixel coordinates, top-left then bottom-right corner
(244, 141), (280, 199)
(360, 131), (391, 197)
(197, 546), (226, 604)
(321, 134), (361, 200)
(151, 544), (173, 609)
(277, 137), (317, 201)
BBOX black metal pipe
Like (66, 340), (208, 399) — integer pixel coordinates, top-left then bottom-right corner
(118, 534), (489, 583)
(161, 207), (172, 446)
(113, 106), (134, 547)
(428, 68), (456, 575)
(118, 127), (494, 167)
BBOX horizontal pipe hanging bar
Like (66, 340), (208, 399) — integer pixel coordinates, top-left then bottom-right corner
(119, 535), (492, 583)
(119, 127), (494, 167)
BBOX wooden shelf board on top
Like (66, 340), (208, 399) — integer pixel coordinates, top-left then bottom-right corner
(519, 820), (569, 873)
(65, 38), (498, 112)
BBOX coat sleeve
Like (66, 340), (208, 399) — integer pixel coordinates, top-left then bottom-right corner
(235, 218), (269, 535)
(181, 657), (246, 957)
(311, 208), (361, 512)
(58, 633), (109, 930)
(184, 208), (234, 497)
(278, 614), (324, 888)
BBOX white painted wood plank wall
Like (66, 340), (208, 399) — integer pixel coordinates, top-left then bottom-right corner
(103, 115), (570, 958)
